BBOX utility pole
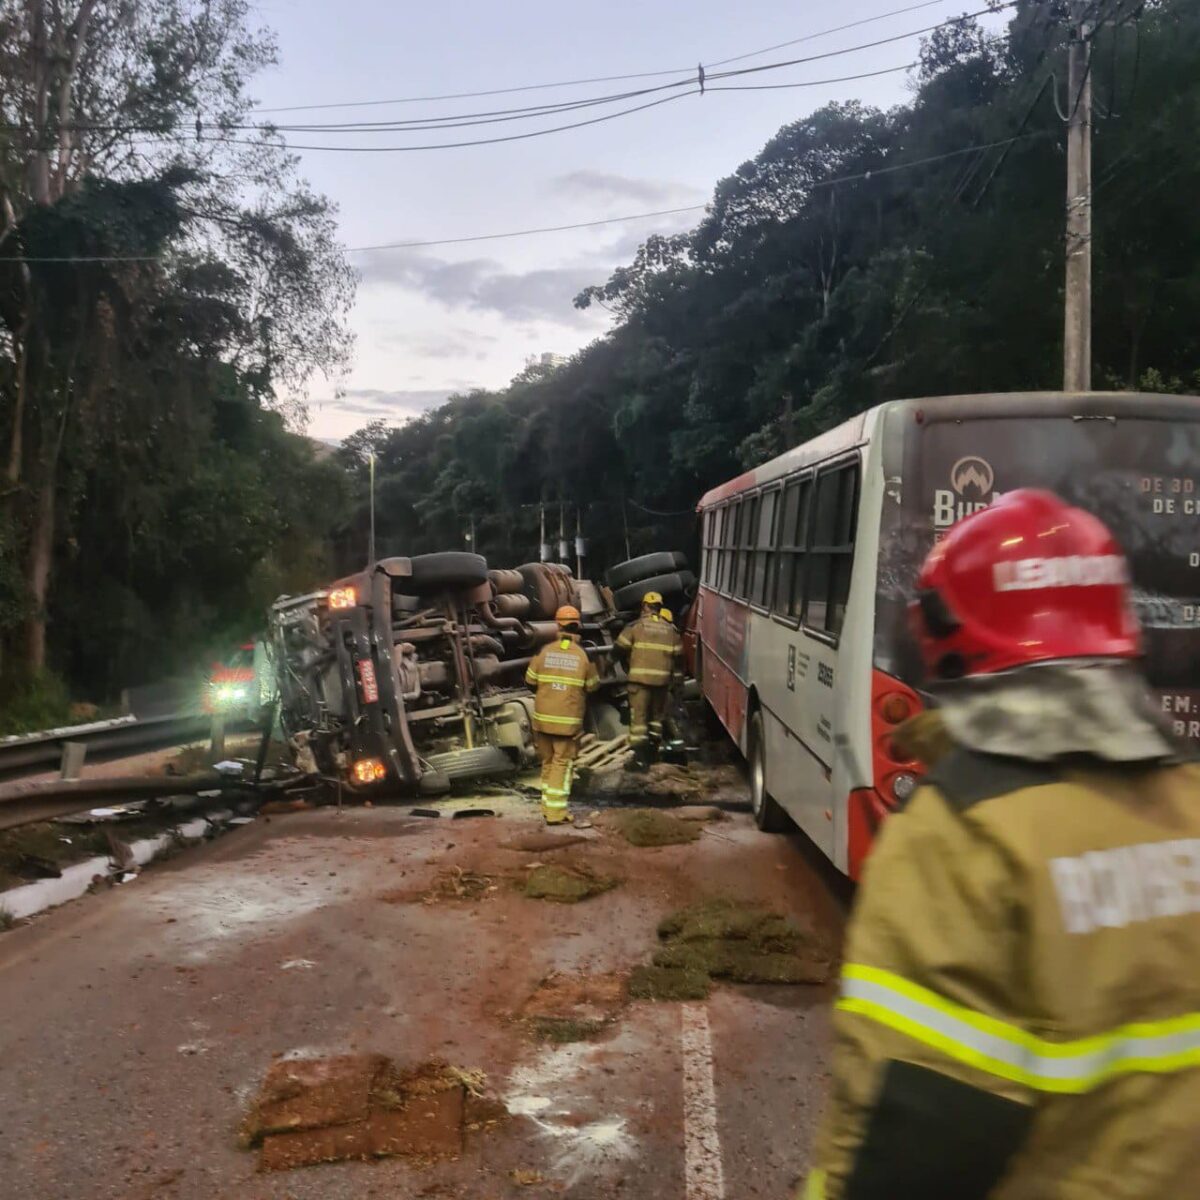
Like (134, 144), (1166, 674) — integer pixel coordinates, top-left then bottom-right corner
(1063, 0), (1094, 392)
(367, 451), (377, 565)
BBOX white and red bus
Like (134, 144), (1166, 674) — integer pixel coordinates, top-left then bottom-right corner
(688, 391), (1200, 877)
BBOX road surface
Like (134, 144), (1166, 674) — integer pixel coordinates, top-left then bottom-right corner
(0, 791), (846, 1199)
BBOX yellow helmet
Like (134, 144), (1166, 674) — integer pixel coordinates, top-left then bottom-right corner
(555, 604), (582, 627)
(659, 607), (674, 623)
(642, 591), (664, 607)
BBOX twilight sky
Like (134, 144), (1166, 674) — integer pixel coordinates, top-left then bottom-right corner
(248, 0), (981, 440)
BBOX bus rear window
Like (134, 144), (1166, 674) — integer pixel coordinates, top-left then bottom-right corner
(876, 414), (1200, 737)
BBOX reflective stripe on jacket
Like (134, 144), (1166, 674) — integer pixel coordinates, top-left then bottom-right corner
(616, 614), (681, 686)
(525, 636), (598, 735)
(807, 740), (1200, 1200)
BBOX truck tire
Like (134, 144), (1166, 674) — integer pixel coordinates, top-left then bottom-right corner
(606, 551), (687, 590)
(409, 552), (489, 593)
(613, 570), (696, 613)
(423, 745), (514, 782)
(585, 701), (624, 742)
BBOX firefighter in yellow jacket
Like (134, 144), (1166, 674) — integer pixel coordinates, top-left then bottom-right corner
(525, 605), (598, 824)
(805, 489), (1200, 1199)
(616, 591), (682, 768)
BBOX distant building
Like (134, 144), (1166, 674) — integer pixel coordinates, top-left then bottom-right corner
(525, 352), (568, 371)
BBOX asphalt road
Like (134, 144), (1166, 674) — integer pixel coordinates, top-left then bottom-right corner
(0, 792), (847, 1200)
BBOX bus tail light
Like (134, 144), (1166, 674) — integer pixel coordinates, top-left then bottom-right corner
(848, 671), (926, 878)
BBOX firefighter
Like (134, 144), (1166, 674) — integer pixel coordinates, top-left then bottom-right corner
(525, 604), (598, 824)
(617, 591), (682, 769)
(804, 489), (1200, 1200)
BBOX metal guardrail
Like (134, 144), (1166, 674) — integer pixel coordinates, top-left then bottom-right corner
(0, 712), (214, 781)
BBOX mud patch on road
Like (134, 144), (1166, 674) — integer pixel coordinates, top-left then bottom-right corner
(240, 1053), (503, 1172)
(521, 971), (627, 1043)
(519, 862), (618, 903)
(605, 807), (701, 847)
(382, 867), (500, 905)
(500, 832), (591, 853)
(628, 963), (711, 1000)
(635, 897), (831, 998)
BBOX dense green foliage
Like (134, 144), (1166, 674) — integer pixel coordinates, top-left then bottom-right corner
(338, 0), (1200, 574)
(0, 0), (353, 715)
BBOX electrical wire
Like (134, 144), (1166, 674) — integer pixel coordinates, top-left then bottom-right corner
(0, 128), (1054, 264)
(348, 205), (706, 253)
(247, 0), (973, 114)
(9, 2), (1013, 145)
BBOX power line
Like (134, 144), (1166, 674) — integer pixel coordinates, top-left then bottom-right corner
(0, 129), (1055, 264)
(247, 0), (972, 114)
(348, 205), (706, 253)
(6, 3), (1013, 148)
(706, 0), (950, 67)
(708, 62), (916, 92)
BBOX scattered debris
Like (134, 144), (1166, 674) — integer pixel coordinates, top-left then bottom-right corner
(281, 959), (317, 971)
(520, 863), (618, 904)
(410, 808), (441, 819)
(258, 798), (313, 816)
(632, 762), (705, 801)
(672, 805), (726, 823)
(604, 808), (701, 848)
(500, 832), (590, 853)
(239, 1054), (502, 1172)
(452, 807), (496, 820)
(511, 1168), (546, 1186)
(637, 898), (830, 996)
(628, 963), (711, 1001)
(423, 868), (498, 904)
(521, 972), (626, 1043)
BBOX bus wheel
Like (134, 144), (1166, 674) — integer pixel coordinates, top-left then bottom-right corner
(748, 712), (790, 833)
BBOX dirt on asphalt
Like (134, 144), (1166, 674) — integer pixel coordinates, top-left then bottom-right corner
(0, 776), (847, 1199)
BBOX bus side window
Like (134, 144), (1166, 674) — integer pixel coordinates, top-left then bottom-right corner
(702, 509), (716, 585)
(805, 462), (860, 637)
(737, 494), (759, 600)
(722, 500), (741, 593)
(774, 476), (811, 621)
(751, 489), (779, 607)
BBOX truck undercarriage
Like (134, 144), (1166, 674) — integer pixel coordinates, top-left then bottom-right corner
(269, 554), (624, 793)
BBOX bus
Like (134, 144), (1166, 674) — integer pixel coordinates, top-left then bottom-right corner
(690, 391), (1200, 878)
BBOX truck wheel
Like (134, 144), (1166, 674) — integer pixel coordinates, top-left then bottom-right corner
(606, 551), (688, 590)
(586, 701), (624, 742)
(748, 711), (790, 833)
(423, 745), (514, 782)
(613, 570), (697, 613)
(409, 552), (489, 592)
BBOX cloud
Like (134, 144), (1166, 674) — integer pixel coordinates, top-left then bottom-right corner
(313, 387), (457, 422)
(357, 251), (606, 323)
(552, 169), (704, 208)
(378, 327), (499, 361)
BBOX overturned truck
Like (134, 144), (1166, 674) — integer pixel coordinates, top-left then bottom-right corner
(268, 553), (626, 794)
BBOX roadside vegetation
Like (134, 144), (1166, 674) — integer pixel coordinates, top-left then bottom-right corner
(3, 0), (1198, 728)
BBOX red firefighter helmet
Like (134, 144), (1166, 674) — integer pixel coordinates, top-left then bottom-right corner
(911, 489), (1141, 680)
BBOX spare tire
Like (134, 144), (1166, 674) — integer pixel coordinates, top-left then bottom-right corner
(613, 570), (696, 613)
(409, 552), (489, 593)
(423, 745), (514, 782)
(606, 551), (688, 590)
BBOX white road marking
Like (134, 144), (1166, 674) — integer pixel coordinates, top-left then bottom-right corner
(681, 1004), (726, 1200)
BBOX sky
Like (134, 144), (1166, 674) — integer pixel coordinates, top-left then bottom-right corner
(247, 0), (983, 440)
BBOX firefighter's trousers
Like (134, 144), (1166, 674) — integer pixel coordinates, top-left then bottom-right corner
(534, 732), (579, 822)
(628, 683), (670, 751)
